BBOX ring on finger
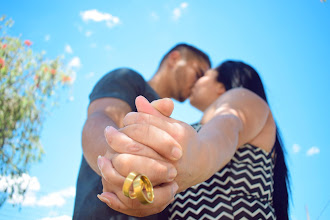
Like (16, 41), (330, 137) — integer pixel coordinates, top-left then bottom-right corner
(122, 172), (138, 199)
(133, 174), (154, 204)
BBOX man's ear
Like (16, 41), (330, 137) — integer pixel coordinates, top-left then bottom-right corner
(167, 50), (181, 66)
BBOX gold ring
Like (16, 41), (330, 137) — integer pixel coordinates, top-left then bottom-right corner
(133, 174), (154, 204)
(122, 172), (138, 199)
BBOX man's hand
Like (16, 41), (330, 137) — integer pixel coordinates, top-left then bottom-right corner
(97, 155), (178, 217)
(96, 96), (180, 216)
(109, 96), (205, 192)
(97, 96), (203, 215)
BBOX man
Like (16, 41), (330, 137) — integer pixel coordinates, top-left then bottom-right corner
(73, 43), (210, 219)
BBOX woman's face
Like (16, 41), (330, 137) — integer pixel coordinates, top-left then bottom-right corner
(189, 69), (225, 111)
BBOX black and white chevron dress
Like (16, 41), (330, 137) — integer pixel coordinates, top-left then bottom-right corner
(166, 124), (276, 220)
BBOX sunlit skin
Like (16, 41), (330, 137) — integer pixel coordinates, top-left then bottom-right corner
(173, 58), (210, 101)
(148, 51), (210, 102)
(189, 69), (226, 111)
(95, 68), (276, 217)
(81, 48), (211, 217)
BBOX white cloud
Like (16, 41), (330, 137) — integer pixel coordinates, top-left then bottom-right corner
(0, 173), (40, 193)
(173, 8), (181, 20)
(39, 215), (72, 220)
(306, 146), (320, 156)
(37, 186), (75, 207)
(65, 44), (73, 54)
(68, 57), (81, 69)
(80, 9), (120, 28)
(292, 144), (301, 154)
(45, 35), (51, 42)
(37, 193), (66, 207)
(0, 173), (40, 205)
(85, 31), (93, 37)
(0, 174), (75, 208)
(173, 2), (189, 20)
(180, 2), (188, 9)
(106, 17), (120, 28)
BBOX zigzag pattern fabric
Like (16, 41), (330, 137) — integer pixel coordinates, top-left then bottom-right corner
(167, 136), (275, 219)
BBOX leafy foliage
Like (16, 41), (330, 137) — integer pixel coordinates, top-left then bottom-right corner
(0, 16), (73, 206)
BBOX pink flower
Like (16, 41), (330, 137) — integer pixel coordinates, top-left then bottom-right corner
(0, 58), (5, 68)
(62, 75), (72, 83)
(2, 44), (7, 49)
(51, 69), (56, 75)
(43, 67), (48, 73)
(24, 40), (32, 46)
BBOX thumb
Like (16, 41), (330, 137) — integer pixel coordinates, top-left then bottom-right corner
(150, 98), (174, 117)
(135, 96), (174, 117)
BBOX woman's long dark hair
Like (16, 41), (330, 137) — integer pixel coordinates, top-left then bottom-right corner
(215, 60), (290, 220)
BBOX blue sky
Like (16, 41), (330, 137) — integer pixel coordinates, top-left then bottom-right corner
(1, 0), (329, 219)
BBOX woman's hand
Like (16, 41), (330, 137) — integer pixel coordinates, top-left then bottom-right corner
(109, 96), (206, 192)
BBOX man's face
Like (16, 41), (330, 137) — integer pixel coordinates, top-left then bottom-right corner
(173, 58), (210, 102)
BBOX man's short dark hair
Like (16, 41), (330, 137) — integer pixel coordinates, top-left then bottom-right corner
(158, 43), (211, 69)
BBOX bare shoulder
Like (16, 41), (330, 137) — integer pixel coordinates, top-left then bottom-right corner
(215, 88), (266, 105)
(211, 87), (269, 117)
(210, 88), (275, 151)
(221, 88), (276, 152)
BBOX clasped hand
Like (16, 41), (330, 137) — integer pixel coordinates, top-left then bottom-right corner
(97, 96), (203, 217)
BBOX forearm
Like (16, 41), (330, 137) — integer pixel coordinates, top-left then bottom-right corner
(82, 112), (118, 175)
(196, 114), (242, 183)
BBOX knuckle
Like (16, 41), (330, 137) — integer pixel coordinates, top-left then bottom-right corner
(155, 162), (168, 175)
(146, 113), (152, 124)
(101, 178), (111, 189)
(135, 124), (150, 144)
(171, 123), (184, 140)
(114, 154), (131, 174)
(164, 134), (178, 150)
(127, 142), (142, 152)
(135, 112), (148, 124)
(123, 112), (136, 125)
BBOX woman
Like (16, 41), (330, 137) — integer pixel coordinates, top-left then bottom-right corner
(98, 60), (290, 219)
(165, 60), (290, 219)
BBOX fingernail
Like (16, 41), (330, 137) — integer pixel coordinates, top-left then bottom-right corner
(107, 126), (118, 133)
(168, 168), (177, 181)
(171, 147), (182, 160)
(104, 125), (116, 137)
(104, 126), (111, 146)
(97, 194), (111, 206)
(105, 126), (110, 134)
(97, 155), (103, 170)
